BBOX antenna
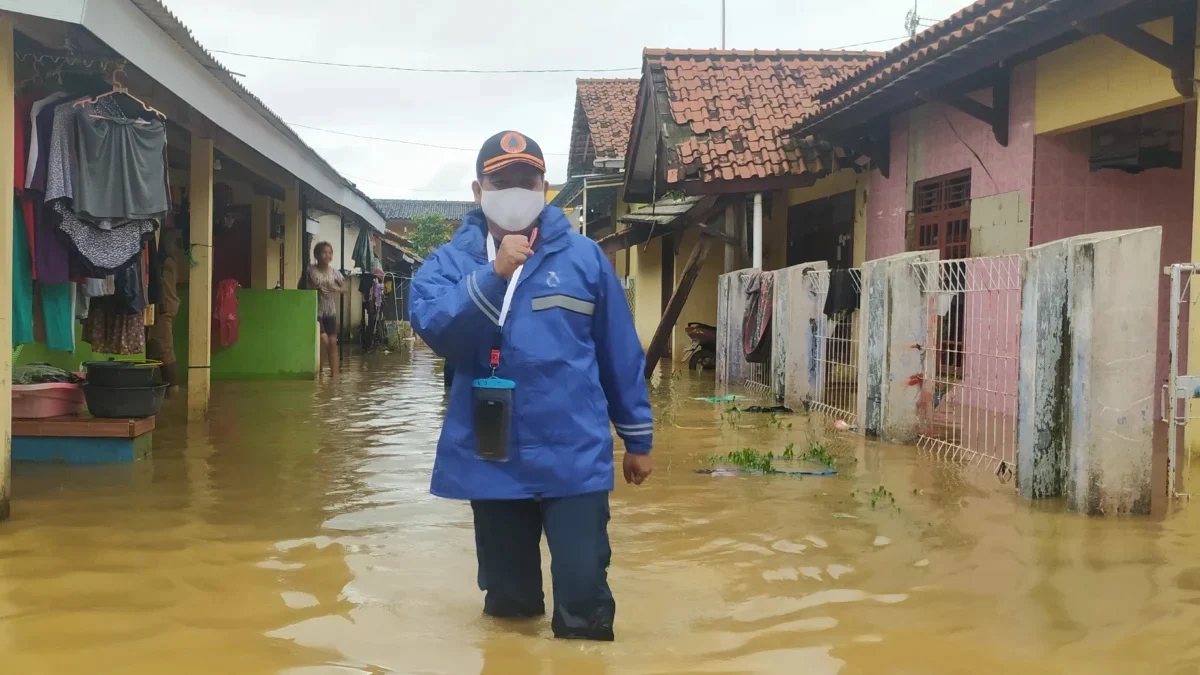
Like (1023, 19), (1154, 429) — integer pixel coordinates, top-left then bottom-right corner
(904, 0), (937, 38)
(721, 0), (726, 49)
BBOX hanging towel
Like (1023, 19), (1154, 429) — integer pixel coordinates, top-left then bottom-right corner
(42, 282), (76, 352)
(741, 271), (774, 364)
(12, 202), (33, 346)
(823, 268), (861, 319)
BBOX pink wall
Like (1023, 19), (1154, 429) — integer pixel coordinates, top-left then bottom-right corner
(1031, 102), (1196, 425)
(866, 63), (1038, 260)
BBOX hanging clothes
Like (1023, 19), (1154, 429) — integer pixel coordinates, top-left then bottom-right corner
(83, 295), (144, 355)
(31, 100), (72, 284)
(53, 199), (155, 270)
(74, 112), (168, 221)
(214, 279), (241, 349)
(741, 271), (773, 364)
(41, 282), (76, 352)
(15, 95), (36, 274)
(24, 91), (68, 189)
(12, 202), (33, 346)
(823, 268), (861, 319)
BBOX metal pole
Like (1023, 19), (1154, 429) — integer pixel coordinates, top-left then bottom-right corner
(581, 178), (588, 236)
(1169, 264), (1181, 498)
(339, 210), (346, 362)
(752, 192), (763, 269)
(721, 0), (726, 49)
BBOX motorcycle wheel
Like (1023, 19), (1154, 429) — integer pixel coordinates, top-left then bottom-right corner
(689, 347), (717, 371)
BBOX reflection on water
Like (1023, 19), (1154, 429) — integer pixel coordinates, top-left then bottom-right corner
(4, 348), (1200, 673)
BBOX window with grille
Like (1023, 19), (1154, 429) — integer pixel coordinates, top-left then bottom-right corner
(913, 171), (972, 379)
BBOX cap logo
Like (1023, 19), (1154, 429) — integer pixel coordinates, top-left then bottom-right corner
(500, 132), (527, 155)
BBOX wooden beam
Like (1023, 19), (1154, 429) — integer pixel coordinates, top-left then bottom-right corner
(1173, 0), (1197, 98)
(187, 133), (215, 422)
(1083, 3), (1196, 98)
(1102, 25), (1187, 71)
(0, 17), (14, 522)
(644, 234), (714, 378)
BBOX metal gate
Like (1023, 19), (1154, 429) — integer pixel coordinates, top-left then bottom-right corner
(910, 255), (1023, 479)
(1164, 263), (1198, 499)
(806, 268), (862, 423)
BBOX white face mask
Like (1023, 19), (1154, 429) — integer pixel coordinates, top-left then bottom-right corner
(480, 187), (545, 232)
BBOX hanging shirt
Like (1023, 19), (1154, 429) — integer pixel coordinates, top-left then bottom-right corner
(24, 91), (68, 189)
(74, 112), (168, 221)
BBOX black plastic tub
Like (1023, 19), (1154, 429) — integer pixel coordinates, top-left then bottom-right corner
(83, 360), (161, 388)
(83, 383), (168, 419)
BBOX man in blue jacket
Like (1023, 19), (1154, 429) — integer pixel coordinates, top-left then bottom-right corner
(410, 131), (653, 641)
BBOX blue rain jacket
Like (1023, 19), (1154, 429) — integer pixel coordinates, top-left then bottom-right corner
(410, 206), (654, 500)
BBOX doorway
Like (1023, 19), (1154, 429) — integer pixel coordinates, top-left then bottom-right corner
(786, 190), (855, 268)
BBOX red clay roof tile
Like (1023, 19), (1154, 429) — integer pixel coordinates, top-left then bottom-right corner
(640, 49), (875, 186)
(568, 78), (639, 175)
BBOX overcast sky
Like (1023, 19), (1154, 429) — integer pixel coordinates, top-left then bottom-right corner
(164, 0), (971, 202)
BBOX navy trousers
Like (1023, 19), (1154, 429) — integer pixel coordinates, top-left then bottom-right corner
(470, 491), (615, 641)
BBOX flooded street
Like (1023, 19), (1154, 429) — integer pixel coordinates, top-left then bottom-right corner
(5, 348), (1200, 674)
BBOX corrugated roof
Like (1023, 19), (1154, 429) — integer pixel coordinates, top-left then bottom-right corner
(637, 49), (877, 187)
(126, 0), (385, 228)
(569, 78), (639, 176)
(550, 176), (585, 208)
(620, 196), (705, 227)
(373, 199), (477, 222)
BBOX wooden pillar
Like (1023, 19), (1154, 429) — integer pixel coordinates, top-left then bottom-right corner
(0, 18), (14, 521)
(187, 133), (215, 421)
(249, 195), (271, 289)
(723, 204), (738, 273)
(282, 182), (302, 289)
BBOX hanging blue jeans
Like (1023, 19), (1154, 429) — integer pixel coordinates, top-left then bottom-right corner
(470, 491), (615, 641)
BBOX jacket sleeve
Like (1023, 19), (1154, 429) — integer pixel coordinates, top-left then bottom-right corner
(591, 255), (654, 455)
(409, 247), (508, 362)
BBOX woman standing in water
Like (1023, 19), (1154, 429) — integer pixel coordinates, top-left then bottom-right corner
(307, 241), (346, 378)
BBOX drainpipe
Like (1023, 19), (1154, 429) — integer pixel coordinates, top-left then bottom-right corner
(581, 177), (588, 236)
(752, 192), (763, 269)
(339, 209), (346, 362)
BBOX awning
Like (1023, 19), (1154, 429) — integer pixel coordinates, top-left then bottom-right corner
(597, 195), (721, 254)
(550, 176), (585, 208)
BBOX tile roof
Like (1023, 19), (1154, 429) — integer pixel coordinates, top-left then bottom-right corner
(569, 79), (640, 176)
(373, 199), (477, 222)
(640, 49), (877, 187)
(797, 0), (1122, 135)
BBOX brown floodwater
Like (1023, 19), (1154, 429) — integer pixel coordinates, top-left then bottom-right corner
(4, 347), (1200, 674)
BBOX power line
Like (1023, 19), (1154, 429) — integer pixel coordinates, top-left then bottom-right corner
(210, 49), (639, 74)
(289, 122), (570, 156)
(825, 35), (912, 50)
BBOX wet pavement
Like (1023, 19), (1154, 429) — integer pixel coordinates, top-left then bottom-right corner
(4, 348), (1200, 674)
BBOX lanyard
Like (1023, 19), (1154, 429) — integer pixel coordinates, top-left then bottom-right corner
(484, 228), (538, 371)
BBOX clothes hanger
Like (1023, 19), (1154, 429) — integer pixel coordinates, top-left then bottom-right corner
(74, 67), (166, 120)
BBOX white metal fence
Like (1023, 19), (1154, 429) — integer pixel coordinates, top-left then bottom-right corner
(806, 268), (862, 423)
(911, 255), (1023, 480)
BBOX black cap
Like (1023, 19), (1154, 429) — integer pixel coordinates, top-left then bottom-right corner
(476, 130), (546, 177)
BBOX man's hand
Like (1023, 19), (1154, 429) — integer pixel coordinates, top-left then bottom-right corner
(623, 453), (653, 485)
(493, 235), (533, 280)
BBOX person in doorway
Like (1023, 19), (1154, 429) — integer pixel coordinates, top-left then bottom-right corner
(147, 218), (184, 394)
(307, 241), (346, 378)
(410, 131), (654, 641)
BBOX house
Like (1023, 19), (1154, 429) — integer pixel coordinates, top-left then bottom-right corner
(374, 199), (476, 238)
(787, 0), (1197, 494)
(553, 78), (640, 275)
(614, 48), (877, 366)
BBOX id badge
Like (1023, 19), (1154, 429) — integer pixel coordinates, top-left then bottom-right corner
(472, 377), (515, 462)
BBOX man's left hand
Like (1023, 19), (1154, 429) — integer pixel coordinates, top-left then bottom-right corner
(623, 453), (653, 485)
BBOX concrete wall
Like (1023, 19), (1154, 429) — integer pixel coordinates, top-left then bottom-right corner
(632, 237), (663, 351)
(772, 261), (827, 408)
(1035, 18), (1186, 135)
(1031, 103), (1195, 432)
(856, 250), (938, 442)
(1017, 229), (1161, 514)
(866, 62), (1037, 259)
(672, 228), (724, 360)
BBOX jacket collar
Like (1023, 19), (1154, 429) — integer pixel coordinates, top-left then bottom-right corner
(453, 206), (574, 262)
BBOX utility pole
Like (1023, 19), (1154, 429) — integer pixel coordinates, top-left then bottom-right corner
(721, 0), (726, 49)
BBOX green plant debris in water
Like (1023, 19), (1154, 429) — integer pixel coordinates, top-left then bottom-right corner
(711, 448), (779, 474)
(854, 485), (900, 512)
